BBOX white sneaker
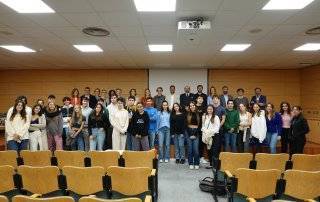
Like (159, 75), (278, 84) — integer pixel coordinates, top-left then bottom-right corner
(159, 159), (163, 163)
(200, 157), (209, 164)
(195, 165), (199, 170)
(164, 159), (169, 163)
(189, 165), (194, 170)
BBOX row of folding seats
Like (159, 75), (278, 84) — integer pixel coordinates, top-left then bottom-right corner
(0, 165), (155, 202)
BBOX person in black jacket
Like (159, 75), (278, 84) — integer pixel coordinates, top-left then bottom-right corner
(88, 103), (110, 151)
(131, 102), (150, 151)
(180, 85), (194, 112)
(80, 87), (97, 109)
(290, 106), (310, 155)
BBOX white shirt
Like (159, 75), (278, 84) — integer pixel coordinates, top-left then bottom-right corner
(107, 103), (118, 121)
(81, 106), (92, 127)
(201, 115), (220, 149)
(110, 109), (129, 134)
(168, 93), (179, 110)
(251, 110), (267, 143)
(6, 111), (31, 141)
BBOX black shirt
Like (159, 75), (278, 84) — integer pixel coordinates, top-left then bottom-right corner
(71, 115), (86, 129)
(88, 112), (110, 135)
(131, 112), (150, 136)
(170, 113), (186, 135)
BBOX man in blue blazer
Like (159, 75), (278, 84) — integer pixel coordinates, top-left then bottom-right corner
(250, 87), (267, 109)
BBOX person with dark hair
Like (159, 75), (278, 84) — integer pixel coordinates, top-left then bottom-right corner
(111, 97), (129, 150)
(47, 94), (56, 104)
(36, 98), (48, 150)
(61, 96), (73, 150)
(6, 101), (30, 151)
(129, 88), (139, 105)
(131, 102), (150, 151)
(250, 87), (267, 110)
(219, 86), (233, 108)
(170, 103), (186, 164)
(224, 100), (240, 152)
(80, 87), (97, 109)
(108, 89), (116, 104)
(290, 106), (309, 155)
(106, 94), (117, 149)
(45, 102), (63, 151)
(29, 104), (46, 151)
(100, 89), (108, 105)
(266, 103), (282, 154)
(234, 88), (249, 109)
(168, 85), (179, 110)
(153, 87), (166, 111)
(194, 84), (207, 108)
(238, 103), (252, 153)
(71, 88), (81, 106)
(93, 88), (101, 106)
(280, 101), (292, 153)
(36, 98), (45, 112)
(195, 95), (207, 164)
(207, 86), (217, 106)
(115, 88), (122, 98)
(81, 97), (92, 151)
(88, 103), (110, 151)
(144, 97), (158, 149)
(250, 103), (267, 153)
(126, 96), (137, 150)
(157, 101), (171, 163)
(180, 85), (194, 111)
(141, 88), (152, 107)
(97, 98), (108, 113)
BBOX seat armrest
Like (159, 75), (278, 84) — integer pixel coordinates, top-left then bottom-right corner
(224, 170), (233, 178)
(247, 197), (256, 202)
(145, 195), (152, 202)
(30, 194), (42, 198)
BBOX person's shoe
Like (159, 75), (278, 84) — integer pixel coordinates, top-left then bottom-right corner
(205, 165), (213, 169)
(175, 159), (180, 164)
(189, 165), (194, 170)
(180, 159), (185, 164)
(200, 157), (209, 164)
(195, 165), (199, 170)
(164, 159), (169, 163)
(159, 159), (163, 163)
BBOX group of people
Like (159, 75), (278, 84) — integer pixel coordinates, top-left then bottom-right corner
(5, 85), (310, 170)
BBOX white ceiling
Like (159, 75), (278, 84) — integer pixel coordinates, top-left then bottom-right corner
(0, 0), (319, 69)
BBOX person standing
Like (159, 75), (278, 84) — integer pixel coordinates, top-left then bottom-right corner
(111, 97), (129, 150)
(129, 88), (139, 105)
(29, 105), (46, 151)
(289, 106), (310, 155)
(153, 87), (166, 111)
(250, 87), (267, 110)
(207, 86), (218, 106)
(250, 103), (267, 153)
(100, 89), (108, 105)
(219, 86), (233, 108)
(265, 103), (282, 154)
(45, 102), (63, 151)
(144, 97), (158, 149)
(234, 88), (249, 109)
(93, 88), (101, 106)
(71, 88), (81, 106)
(68, 105), (85, 151)
(238, 103), (252, 152)
(168, 85), (179, 110)
(195, 96), (207, 164)
(80, 87), (97, 109)
(280, 102), (292, 153)
(140, 88), (152, 107)
(180, 85), (195, 112)
(106, 95), (118, 150)
(194, 85), (208, 108)
(61, 97), (73, 150)
(157, 101), (171, 163)
(81, 97), (92, 151)
(224, 100), (240, 152)
(115, 88), (122, 98)
(131, 102), (150, 151)
(126, 96), (137, 150)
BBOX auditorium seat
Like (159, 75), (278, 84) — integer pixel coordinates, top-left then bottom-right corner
(254, 153), (290, 172)
(12, 195), (74, 202)
(20, 151), (52, 167)
(79, 196), (152, 202)
(88, 151), (120, 173)
(291, 154), (320, 171)
(0, 196), (8, 202)
(0, 165), (19, 199)
(0, 151), (18, 168)
(54, 151), (86, 169)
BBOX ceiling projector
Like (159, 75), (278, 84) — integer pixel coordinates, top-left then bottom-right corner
(178, 19), (211, 30)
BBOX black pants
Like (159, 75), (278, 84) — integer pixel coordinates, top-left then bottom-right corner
(281, 128), (290, 153)
(250, 136), (261, 154)
(199, 131), (205, 158)
(104, 127), (113, 150)
(208, 133), (222, 166)
(237, 131), (244, 153)
(289, 137), (306, 155)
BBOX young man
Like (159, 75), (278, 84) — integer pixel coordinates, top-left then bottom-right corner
(126, 96), (137, 150)
(93, 88), (101, 106)
(144, 97), (158, 149)
(131, 102), (150, 151)
(106, 95), (118, 149)
(153, 87), (166, 111)
(168, 85), (179, 110)
(194, 84), (208, 108)
(234, 88), (249, 109)
(115, 88), (122, 98)
(180, 85), (194, 111)
(219, 86), (233, 108)
(81, 97), (92, 151)
(250, 87), (267, 110)
(80, 87), (97, 109)
(224, 100), (240, 152)
(61, 96), (74, 150)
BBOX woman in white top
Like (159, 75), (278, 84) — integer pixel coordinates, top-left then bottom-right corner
(111, 97), (129, 150)
(238, 103), (252, 152)
(201, 104), (220, 167)
(29, 104), (46, 151)
(250, 103), (267, 153)
(6, 101), (31, 151)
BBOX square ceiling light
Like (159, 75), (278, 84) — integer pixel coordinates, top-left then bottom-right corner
(294, 43), (320, 51)
(0, 0), (55, 13)
(0, 45), (36, 52)
(148, 44), (173, 52)
(221, 44), (251, 52)
(262, 0), (314, 10)
(73, 45), (103, 52)
(133, 0), (176, 12)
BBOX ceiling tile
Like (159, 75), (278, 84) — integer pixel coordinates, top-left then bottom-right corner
(44, 0), (94, 13)
(138, 13), (176, 26)
(214, 10), (256, 26)
(110, 26), (144, 37)
(89, 0), (135, 12)
(180, 0), (223, 11)
(60, 13), (105, 27)
(100, 12), (140, 26)
(27, 14), (74, 27)
(248, 11), (297, 25)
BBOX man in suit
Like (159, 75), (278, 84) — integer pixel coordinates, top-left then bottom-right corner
(168, 85), (179, 110)
(80, 87), (97, 109)
(194, 84), (208, 108)
(250, 87), (267, 110)
(180, 85), (194, 111)
(219, 86), (233, 108)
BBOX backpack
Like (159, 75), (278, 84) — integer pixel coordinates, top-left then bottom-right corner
(199, 177), (227, 196)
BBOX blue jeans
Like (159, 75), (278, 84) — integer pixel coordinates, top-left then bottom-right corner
(224, 132), (237, 152)
(187, 128), (199, 166)
(126, 132), (133, 150)
(158, 126), (170, 160)
(90, 128), (106, 151)
(174, 134), (185, 160)
(266, 132), (278, 154)
(7, 139), (29, 152)
(76, 133), (85, 151)
(148, 130), (156, 149)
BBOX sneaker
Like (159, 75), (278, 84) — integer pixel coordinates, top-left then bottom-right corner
(175, 159), (180, 164)
(180, 159), (185, 164)
(189, 165), (194, 170)
(200, 158), (209, 164)
(195, 165), (199, 170)
(159, 159), (163, 163)
(205, 165), (213, 169)
(164, 159), (169, 163)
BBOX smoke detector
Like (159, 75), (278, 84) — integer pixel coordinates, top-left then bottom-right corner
(82, 27), (110, 37)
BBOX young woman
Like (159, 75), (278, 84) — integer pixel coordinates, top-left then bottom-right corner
(129, 88), (139, 105)
(238, 103), (252, 152)
(207, 86), (217, 105)
(140, 89), (152, 107)
(170, 103), (186, 164)
(131, 102), (150, 151)
(126, 96), (137, 150)
(111, 97), (129, 150)
(36, 98), (48, 150)
(250, 103), (267, 153)
(45, 102), (63, 151)
(186, 102), (201, 170)
(29, 105), (46, 151)
(108, 90), (116, 104)
(68, 105), (85, 151)
(280, 102), (292, 153)
(201, 105), (220, 167)
(71, 88), (81, 106)
(88, 103), (110, 151)
(195, 95), (206, 163)
(265, 103), (283, 154)
(157, 101), (171, 163)
(290, 106), (310, 155)
(6, 101), (30, 151)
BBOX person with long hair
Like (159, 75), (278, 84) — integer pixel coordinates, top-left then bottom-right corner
(186, 101), (201, 170)
(108, 89), (116, 104)
(126, 96), (137, 150)
(207, 86), (217, 106)
(131, 102), (150, 151)
(68, 105), (85, 150)
(202, 104), (220, 167)
(129, 88), (139, 105)
(81, 97), (92, 151)
(265, 103), (282, 154)
(290, 106), (309, 154)
(29, 104), (46, 151)
(170, 103), (186, 164)
(36, 98), (48, 150)
(140, 88), (152, 107)
(250, 103), (267, 153)
(6, 101), (30, 151)
(157, 101), (171, 163)
(279, 101), (292, 153)
(61, 96), (73, 150)
(71, 88), (81, 106)
(45, 102), (63, 151)
(238, 103), (252, 152)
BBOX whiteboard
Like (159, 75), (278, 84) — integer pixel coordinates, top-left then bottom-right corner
(148, 69), (208, 98)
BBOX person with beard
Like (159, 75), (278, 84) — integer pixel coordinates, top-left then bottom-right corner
(219, 86), (233, 108)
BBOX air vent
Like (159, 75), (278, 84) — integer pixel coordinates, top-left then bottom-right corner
(306, 26), (320, 35)
(82, 27), (110, 37)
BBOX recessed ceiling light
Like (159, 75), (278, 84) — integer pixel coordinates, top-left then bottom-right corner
(0, 45), (36, 52)
(221, 44), (251, 52)
(148, 44), (173, 52)
(262, 0), (314, 10)
(0, 0), (55, 13)
(133, 0), (176, 12)
(294, 43), (320, 51)
(73, 45), (103, 52)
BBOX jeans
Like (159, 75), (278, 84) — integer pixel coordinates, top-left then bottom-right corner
(224, 132), (237, 152)
(7, 139), (29, 151)
(148, 130), (156, 149)
(158, 126), (170, 160)
(75, 133), (85, 151)
(62, 127), (68, 150)
(187, 128), (199, 166)
(126, 132), (134, 150)
(237, 130), (250, 153)
(266, 132), (278, 154)
(174, 134), (185, 160)
(90, 128), (106, 151)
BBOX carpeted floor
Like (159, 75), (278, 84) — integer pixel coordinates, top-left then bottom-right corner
(158, 160), (228, 202)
